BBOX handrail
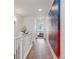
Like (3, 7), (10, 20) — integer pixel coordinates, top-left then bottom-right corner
(14, 32), (33, 59)
(14, 33), (32, 40)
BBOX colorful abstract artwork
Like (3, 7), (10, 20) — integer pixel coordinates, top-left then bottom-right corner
(48, 0), (60, 58)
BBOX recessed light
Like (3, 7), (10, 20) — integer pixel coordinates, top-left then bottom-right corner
(38, 8), (42, 12)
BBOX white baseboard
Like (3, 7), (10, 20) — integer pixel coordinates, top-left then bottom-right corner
(23, 44), (33, 59)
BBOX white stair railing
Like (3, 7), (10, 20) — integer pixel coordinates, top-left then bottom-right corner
(14, 33), (33, 59)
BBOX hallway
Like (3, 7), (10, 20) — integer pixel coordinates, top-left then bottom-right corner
(14, 0), (59, 59)
(26, 39), (53, 59)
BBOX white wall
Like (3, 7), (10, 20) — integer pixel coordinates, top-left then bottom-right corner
(23, 17), (35, 33)
(14, 14), (24, 34)
(23, 16), (36, 40)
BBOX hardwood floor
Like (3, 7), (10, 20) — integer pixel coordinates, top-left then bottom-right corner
(26, 39), (53, 59)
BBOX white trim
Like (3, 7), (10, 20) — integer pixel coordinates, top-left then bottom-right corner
(23, 44), (33, 59)
(60, 0), (65, 59)
(47, 39), (57, 59)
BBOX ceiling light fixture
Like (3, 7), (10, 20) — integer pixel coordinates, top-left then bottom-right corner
(38, 8), (42, 12)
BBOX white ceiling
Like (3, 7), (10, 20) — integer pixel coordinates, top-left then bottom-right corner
(14, 0), (53, 17)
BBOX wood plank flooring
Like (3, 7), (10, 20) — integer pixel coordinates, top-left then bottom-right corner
(26, 39), (53, 59)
